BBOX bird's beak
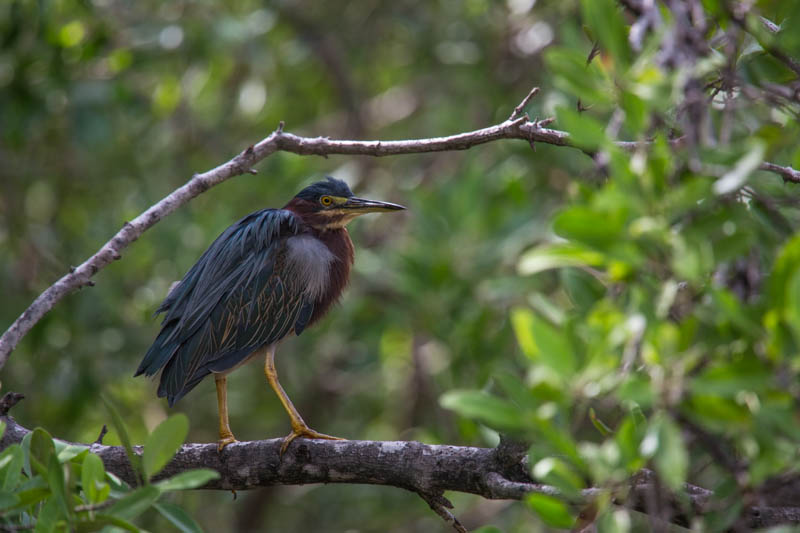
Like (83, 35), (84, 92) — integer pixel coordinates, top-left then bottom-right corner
(342, 197), (406, 213)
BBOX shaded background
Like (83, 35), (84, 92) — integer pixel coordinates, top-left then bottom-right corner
(1, 0), (581, 530)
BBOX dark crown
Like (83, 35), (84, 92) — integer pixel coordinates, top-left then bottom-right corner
(295, 176), (354, 201)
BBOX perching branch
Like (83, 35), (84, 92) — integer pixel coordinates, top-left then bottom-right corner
(1, 87), (798, 370)
(0, 411), (798, 531)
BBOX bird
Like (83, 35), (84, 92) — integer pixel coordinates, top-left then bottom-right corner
(135, 177), (405, 453)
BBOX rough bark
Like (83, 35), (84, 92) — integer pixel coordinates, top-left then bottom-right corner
(1, 411), (799, 530)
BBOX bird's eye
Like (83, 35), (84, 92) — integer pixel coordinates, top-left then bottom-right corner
(320, 196), (333, 206)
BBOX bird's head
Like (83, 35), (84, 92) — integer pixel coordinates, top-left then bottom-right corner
(285, 177), (405, 230)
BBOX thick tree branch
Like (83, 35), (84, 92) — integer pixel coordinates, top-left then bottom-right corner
(0, 413), (798, 530)
(1, 88), (797, 369)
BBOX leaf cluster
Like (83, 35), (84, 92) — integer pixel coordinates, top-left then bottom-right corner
(0, 406), (218, 533)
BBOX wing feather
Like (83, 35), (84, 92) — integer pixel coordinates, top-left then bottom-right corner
(136, 208), (316, 405)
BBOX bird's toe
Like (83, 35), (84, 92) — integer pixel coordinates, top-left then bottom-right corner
(279, 426), (345, 456)
(217, 435), (238, 453)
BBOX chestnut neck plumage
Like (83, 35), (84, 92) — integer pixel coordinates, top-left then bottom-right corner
(284, 197), (355, 325)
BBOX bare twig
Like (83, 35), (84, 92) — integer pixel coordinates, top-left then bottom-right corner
(93, 424), (108, 445)
(418, 492), (468, 533)
(759, 162), (800, 184)
(509, 87), (539, 121)
(0, 393), (24, 416)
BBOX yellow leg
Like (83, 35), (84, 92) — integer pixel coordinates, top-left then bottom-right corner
(215, 374), (238, 452)
(263, 345), (344, 455)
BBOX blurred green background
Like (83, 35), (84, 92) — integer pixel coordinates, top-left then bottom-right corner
(6, 0), (800, 531)
(1, 0), (574, 530)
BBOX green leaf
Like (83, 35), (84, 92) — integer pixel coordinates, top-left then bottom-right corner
(561, 268), (605, 311)
(29, 428), (56, 477)
(0, 490), (20, 510)
(14, 486), (50, 509)
(647, 417), (688, 491)
(494, 373), (535, 409)
(617, 377), (655, 408)
(580, 0), (630, 65)
(769, 233), (800, 309)
(81, 453), (107, 504)
(440, 390), (525, 430)
(685, 395), (751, 429)
(511, 307), (539, 360)
(710, 289), (762, 338)
(544, 47), (613, 105)
(34, 497), (61, 533)
(0, 444), (24, 491)
(143, 414), (189, 480)
(156, 469), (220, 491)
(553, 206), (626, 249)
(76, 514), (140, 533)
(620, 90), (647, 134)
(616, 416), (645, 471)
(101, 394), (143, 485)
(690, 359), (770, 397)
(20, 432), (32, 477)
(556, 107), (607, 150)
(785, 269), (800, 342)
(154, 501), (204, 533)
(46, 455), (70, 520)
(526, 493), (575, 529)
(532, 456), (585, 495)
(108, 485), (162, 520)
(54, 441), (89, 463)
(511, 308), (576, 378)
(589, 408), (612, 437)
(517, 243), (605, 276)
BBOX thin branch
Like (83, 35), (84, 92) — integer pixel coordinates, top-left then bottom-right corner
(759, 161), (800, 184)
(94, 424), (108, 445)
(418, 492), (468, 533)
(726, 6), (800, 78)
(0, 393), (24, 416)
(509, 86), (539, 121)
(0, 88), (797, 368)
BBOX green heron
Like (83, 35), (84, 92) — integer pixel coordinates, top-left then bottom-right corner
(135, 177), (405, 452)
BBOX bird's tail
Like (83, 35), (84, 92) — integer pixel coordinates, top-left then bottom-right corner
(134, 325), (179, 378)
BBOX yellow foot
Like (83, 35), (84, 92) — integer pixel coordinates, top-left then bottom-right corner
(280, 426), (344, 456)
(217, 435), (238, 452)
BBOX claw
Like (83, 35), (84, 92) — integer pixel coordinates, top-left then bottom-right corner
(218, 435), (238, 452)
(280, 425), (344, 456)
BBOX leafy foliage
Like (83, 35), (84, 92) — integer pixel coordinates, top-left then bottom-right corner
(440, 0), (800, 530)
(0, 411), (217, 532)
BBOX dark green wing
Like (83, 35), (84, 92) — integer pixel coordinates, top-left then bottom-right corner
(135, 208), (313, 405)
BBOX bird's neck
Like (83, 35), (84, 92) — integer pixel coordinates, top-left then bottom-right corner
(307, 226), (354, 326)
(310, 226), (354, 263)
